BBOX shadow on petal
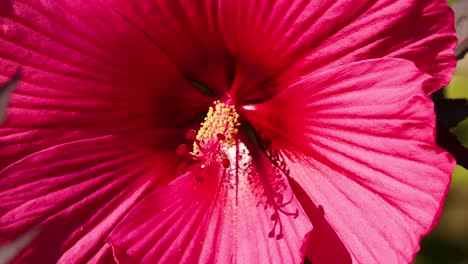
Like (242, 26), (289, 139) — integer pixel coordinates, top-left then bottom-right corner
(0, 0), (12, 17)
(288, 177), (352, 264)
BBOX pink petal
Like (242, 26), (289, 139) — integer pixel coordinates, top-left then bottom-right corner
(0, 135), (179, 263)
(288, 178), (352, 264)
(243, 59), (454, 263)
(1, 0), (210, 128)
(107, 140), (312, 263)
(0, 122), (183, 172)
(106, 0), (234, 95)
(87, 243), (116, 264)
(0, 0), (211, 171)
(218, 0), (456, 99)
(0, 0), (13, 17)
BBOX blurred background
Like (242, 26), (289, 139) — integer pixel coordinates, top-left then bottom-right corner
(416, 1), (468, 261)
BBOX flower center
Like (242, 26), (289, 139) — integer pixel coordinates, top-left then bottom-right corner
(193, 100), (239, 155)
(178, 100), (240, 182)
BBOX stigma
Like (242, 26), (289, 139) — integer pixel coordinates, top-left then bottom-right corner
(178, 100), (241, 182)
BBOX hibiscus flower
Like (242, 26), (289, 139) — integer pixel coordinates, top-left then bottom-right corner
(0, 0), (457, 263)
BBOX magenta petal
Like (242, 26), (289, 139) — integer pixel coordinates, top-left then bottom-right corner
(0, 122), (183, 172)
(288, 0), (456, 95)
(87, 243), (116, 264)
(288, 178), (352, 264)
(107, 0), (233, 94)
(244, 58), (454, 262)
(217, 0), (456, 99)
(107, 0), (455, 100)
(0, 0), (13, 17)
(244, 59), (436, 156)
(0, 0), (211, 171)
(0, 135), (179, 263)
(291, 149), (452, 263)
(108, 141), (312, 263)
(1, 0), (210, 128)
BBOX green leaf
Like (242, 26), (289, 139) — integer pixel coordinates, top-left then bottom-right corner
(242, 121), (258, 146)
(190, 81), (213, 95)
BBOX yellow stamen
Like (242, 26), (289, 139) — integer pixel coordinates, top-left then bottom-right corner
(193, 100), (240, 154)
